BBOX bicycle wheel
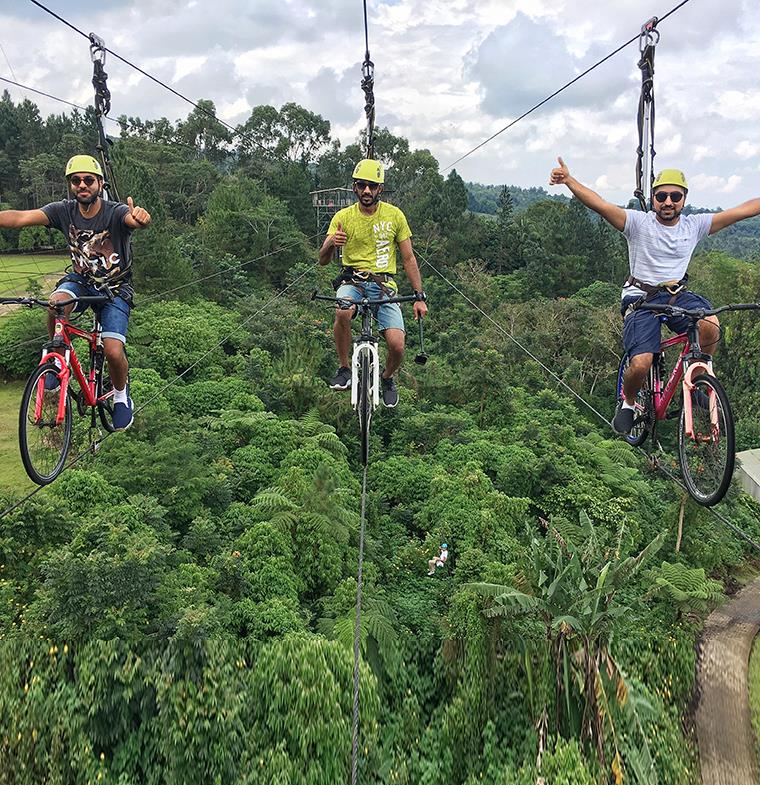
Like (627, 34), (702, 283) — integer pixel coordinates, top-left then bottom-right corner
(19, 362), (72, 485)
(615, 353), (651, 447)
(95, 350), (117, 433)
(678, 374), (735, 506)
(358, 353), (372, 465)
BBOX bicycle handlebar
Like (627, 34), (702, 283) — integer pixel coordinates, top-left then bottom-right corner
(0, 295), (111, 310)
(312, 290), (425, 309)
(636, 301), (760, 319)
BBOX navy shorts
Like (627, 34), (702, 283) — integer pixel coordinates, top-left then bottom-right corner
(622, 290), (713, 358)
(54, 274), (131, 344)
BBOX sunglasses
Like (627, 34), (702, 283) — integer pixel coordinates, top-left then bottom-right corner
(354, 180), (380, 191)
(654, 190), (684, 204)
(69, 175), (98, 187)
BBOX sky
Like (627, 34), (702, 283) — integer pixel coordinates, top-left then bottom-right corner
(1, 0), (758, 207)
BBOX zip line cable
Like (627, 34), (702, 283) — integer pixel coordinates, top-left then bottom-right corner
(28, 0), (269, 156)
(0, 75), (120, 124)
(0, 261), (319, 522)
(350, 464), (369, 785)
(441, 0), (692, 173)
(417, 250), (760, 555)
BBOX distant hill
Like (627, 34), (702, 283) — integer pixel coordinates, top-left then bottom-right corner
(466, 182), (568, 214)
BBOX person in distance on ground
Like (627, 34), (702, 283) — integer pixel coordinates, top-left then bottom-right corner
(318, 158), (428, 408)
(0, 154), (151, 430)
(549, 157), (760, 434)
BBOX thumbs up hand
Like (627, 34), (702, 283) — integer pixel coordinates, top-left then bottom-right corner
(333, 221), (347, 247)
(126, 196), (151, 228)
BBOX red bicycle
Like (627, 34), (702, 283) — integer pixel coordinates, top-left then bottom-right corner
(1, 295), (117, 485)
(615, 301), (760, 506)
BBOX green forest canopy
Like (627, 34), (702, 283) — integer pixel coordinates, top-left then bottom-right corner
(1, 90), (760, 784)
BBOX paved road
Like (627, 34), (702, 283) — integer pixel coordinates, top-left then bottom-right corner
(696, 578), (760, 785)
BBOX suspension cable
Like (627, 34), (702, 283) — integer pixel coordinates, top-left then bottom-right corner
(0, 262), (318, 521)
(634, 18), (659, 211)
(0, 74), (110, 116)
(442, 0), (692, 173)
(417, 250), (760, 555)
(89, 33), (120, 202)
(350, 463), (369, 785)
(361, 0), (376, 159)
(28, 0), (268, 157)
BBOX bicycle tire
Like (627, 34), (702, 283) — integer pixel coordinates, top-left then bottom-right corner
(95, 349), (117, 433)
(358, 352), (371, 465)
(19, 363), (72, 485)
(615, 353), (651, 447)
(678, 373), (735, 507)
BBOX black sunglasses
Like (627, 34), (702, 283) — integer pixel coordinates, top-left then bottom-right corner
(69, 175), (98, 187)
(654, 190), (684, 204)
(354, 180), (380, 190)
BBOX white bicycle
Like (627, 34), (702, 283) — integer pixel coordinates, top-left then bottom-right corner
(314, 290), (426, 464)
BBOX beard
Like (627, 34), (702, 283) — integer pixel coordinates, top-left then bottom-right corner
(74, 190), (99, 206)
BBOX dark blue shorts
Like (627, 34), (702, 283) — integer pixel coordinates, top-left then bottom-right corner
(622, 290), (713, 358)
(54, 274), (131, 344)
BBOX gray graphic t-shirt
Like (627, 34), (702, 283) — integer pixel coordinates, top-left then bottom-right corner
(41, 199), (132, 287)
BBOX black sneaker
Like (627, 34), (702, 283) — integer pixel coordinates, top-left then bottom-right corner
(381, 375), (399, 408)
(329, 366), (351, 390)
(612, 406), (634, 435)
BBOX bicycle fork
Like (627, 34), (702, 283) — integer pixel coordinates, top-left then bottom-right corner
(682, 359), (719, 440)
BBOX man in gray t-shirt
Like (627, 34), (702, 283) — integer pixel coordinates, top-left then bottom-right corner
(549, 158), (760, 435)
(0, 154), (151, 431)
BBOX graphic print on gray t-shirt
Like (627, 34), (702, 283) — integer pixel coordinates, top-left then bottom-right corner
(41, 199), (132, 286)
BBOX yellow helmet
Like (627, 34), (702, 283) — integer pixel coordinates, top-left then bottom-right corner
(352, 159), (384, 184)
(65, 155), (103, 178)
(653, 168), (688, 192)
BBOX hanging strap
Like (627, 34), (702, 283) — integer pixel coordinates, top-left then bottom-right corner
(89, 33), (120, 202)
(361, 0), (376, 159)
(634, 17), (659, 212)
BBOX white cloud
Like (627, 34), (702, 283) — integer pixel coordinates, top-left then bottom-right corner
(0, 0), (758, 205)
(735, 140), (759, 160)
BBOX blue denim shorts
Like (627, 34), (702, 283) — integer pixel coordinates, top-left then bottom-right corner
(335, 281), (405, 333)
(54, 274), (131, 344)
(622, 290), (712, 357)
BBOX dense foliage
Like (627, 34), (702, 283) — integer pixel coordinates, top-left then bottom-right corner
(2, 89), (760, 783)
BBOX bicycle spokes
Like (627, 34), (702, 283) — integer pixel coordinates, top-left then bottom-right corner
(678, 375), (735, 506)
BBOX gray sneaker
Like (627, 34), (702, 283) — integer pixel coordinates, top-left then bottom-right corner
(381, 374), (399, 408)
(329, 366), (351, 390)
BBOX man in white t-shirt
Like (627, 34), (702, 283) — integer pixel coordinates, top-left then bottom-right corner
(549, 159), (760, 434)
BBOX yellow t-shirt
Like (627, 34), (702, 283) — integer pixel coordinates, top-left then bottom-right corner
(327, 202), (412, 275)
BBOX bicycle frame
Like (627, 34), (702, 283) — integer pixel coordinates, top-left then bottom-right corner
(38, 313), (108, 425)
(645, 328), (717, 439)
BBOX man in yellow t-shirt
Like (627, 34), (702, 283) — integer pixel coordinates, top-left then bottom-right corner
(318, 158), (428, 407)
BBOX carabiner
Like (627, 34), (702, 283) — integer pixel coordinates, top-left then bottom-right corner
(89, 33), (106, 64)
(639, 17), (660, 53)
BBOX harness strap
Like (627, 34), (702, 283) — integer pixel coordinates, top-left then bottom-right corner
(336, 266), (396, 296)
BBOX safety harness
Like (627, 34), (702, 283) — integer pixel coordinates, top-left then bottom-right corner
(332, 266), (396, 297)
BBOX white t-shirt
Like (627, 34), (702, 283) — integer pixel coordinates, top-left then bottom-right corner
(621, 210), (713, 299)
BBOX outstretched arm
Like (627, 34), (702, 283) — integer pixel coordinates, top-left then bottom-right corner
(549, 156), (626, 232)
(709, 198), (760, 235)
(0, 209), (50, 229)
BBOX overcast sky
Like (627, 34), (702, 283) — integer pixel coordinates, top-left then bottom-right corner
(1, 0), (758, 207)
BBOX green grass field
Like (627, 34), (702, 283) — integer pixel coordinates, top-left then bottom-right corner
(0, 381), (35, 495)
(750, 632), (760, 767)
(0, 254), (68, 299)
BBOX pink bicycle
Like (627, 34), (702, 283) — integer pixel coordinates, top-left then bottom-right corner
(615, 301), (760, 506)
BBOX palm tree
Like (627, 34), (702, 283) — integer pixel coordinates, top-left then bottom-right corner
(466, 511), (665, 785)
